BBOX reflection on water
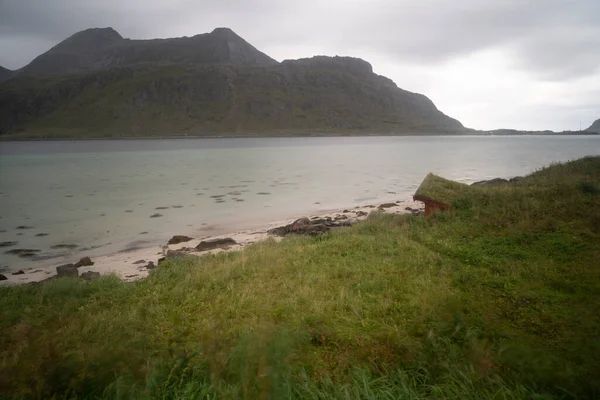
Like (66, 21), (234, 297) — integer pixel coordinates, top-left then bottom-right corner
(0, 135), (598, 271)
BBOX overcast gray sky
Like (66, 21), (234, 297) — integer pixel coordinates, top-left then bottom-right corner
(1, 0), (598, 131)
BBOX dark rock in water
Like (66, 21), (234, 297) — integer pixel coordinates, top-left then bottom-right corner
(172, 205), (183, 208)
(56, 264), (78, 278)
(80, 271), (100, 281)
(196, 238), (237, 252)
(5, 248), (41, 258)
(155, 206), (169, 210)
(125, 210), (133, 213)
(378, 203), (397, 209)
(168, 235), (193, 245)
(472, 178), (508, 186)
(150, 213), (163, 218)
(51, 244), (78, 250)
(0, 274), (6, 281)
(74, 256), (94, 268)
(0, 241), (18, 248)
(257, 192), (271, 195)
(132, 259), (146, 265)
(35, 233), (49, 237)
(16, 225), (33, 230)
(12, 270), (25, 275)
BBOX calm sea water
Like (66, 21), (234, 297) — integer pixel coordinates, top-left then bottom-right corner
(0, 135), (598, 272)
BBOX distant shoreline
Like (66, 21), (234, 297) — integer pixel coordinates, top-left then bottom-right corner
(1, 131), (598, 141)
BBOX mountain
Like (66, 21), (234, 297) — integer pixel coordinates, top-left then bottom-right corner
(0, 66), (12, 82)
(18, 27), (276, 76)
(585, 119), (600, 133)
(0, 28), (463, 138)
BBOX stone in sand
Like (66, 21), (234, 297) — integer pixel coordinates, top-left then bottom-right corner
(145, 261), (156, 270)
(150, 213), (163, 218)
(56, 264), (78, 278)
(378, 203), (398, 209)
(12, 270), (25, 275)
(0, 274), (6, 281)
(51, 244), (78, 250)
(168, 235), (194, 245)
(195, 238), (237, 252)
(132, 259), (146, 265)
(162, 250), (200, 262)
(80, 271), (101, 281)
(74, 257), (94, 268)
(0, 241), (18, 248)
(268, 218), (331, 236)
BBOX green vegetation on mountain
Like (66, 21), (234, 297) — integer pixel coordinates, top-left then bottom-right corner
(0, 28), (463, 138)
(586, 118), (600, 133)
(1, 156), (599, 399)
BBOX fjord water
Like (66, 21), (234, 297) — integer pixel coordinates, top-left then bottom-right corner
(0, 135), (598, 272)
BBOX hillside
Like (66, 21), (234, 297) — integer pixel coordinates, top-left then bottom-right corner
(586, 118), (600, 133)
(17, 27), (276, 76)
(0, 28), (463, 138)
(1, 157), (599, 398)
(0, 66), (12, 82)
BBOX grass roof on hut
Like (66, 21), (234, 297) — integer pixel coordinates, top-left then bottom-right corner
(413, 173), (470, 205)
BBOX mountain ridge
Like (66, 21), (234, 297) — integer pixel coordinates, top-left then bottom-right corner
(586, 119), (600, 132)
(1, 27), (464, 138)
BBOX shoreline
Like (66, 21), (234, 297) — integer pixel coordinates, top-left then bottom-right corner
(1, 132), (598, 142)
(0, 199), (424, 285)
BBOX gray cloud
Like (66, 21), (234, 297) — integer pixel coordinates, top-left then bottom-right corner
(0, 0), (598, 130)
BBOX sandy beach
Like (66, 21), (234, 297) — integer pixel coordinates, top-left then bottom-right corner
(0, 199), (424, 285)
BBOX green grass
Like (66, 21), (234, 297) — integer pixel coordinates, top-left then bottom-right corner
(1, 156), (599, 399)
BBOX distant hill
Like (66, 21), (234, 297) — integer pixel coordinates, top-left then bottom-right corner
(586, 119), (600, 133)
(0, 66), (12, 82)
(0, 28), (463, 138)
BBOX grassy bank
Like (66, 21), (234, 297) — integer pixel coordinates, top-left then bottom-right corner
(1, 157), (599, 399)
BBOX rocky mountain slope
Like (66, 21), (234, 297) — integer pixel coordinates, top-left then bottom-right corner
(585, 119), (600, 133)
(0, 66), (12, 82)
(0, 28), (464, 138)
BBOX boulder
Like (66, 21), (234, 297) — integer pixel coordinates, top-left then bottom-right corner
(0, 274), (6, 281)
(196, 238), (237, 252)
(0, 241), (18, 248)
(56, 264), (78, 278)
(12, 270), (25, 275)
(80, 271), (100, 281)
(165, 250), (196, 259)
(74, 256), (94, 268)
(378, 203), (397, 209)
(167, 235), (194, 245)
(268, 217), (337, 236)
(355, 211), (368, 217)
(145, 261), (156, 270)
(472, 178), (508, 186)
